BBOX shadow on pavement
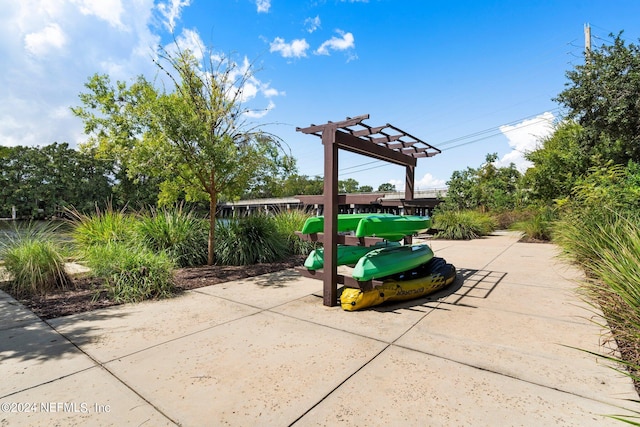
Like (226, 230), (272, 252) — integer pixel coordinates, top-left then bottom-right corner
(369, 267), (507, 313)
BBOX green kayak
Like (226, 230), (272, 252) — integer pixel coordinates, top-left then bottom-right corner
(355, 215), (432, 242)
(300, 213), (394, 235)
(303, 241), (401, 270)
(352, 244), (434, 282)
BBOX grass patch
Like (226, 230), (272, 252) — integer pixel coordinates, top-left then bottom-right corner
(555, 208), (640, 393)
(271, 209), (316, 256)
(215, 213), (288, 265)
(510, 207), (556, 242)
(432, 209), (496, 240)
(84, 242), (175, 303)
(0, 223), (72, 297)
(134, 205), (208, 267)
(66, 204), (135, 247)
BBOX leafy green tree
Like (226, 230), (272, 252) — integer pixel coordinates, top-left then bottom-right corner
(0, 146), (41, 217)
(241, 140), (297, 199)
(523, 121), (588, 203)
(0, 144), (113, 218)
(444, 153), (522, 212)
(73, 46), (291, 265)
(571, 161), (640, 213)
(280, 174), (324, 196)
(555, 33), (640, 164)
(378, 183), (396, 192)
(338, 178), (360, 193)
(358, 185), (373, 193)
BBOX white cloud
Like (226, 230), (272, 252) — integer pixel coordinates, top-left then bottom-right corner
(70, 0), (125, 29)
(244, 100), (275, 119)
(0, 1), (282, 152)
(24, 23), (67, 56)
(315, 30), (355, 55)
(304, 16), (321, 33)
(417, 173), (446, 189)
(497, 112), (555, 171)
(157, 0), (191, 31)
(168, 28), (205, 60)
(263, 87), (282, 97)
(256, 0), (271, 13)
(270, 37), (309, 58)
(0, 0), (163, 149)
(387, 173), (446, 192)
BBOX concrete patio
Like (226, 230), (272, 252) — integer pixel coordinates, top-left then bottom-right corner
(1, 231), (638, 426)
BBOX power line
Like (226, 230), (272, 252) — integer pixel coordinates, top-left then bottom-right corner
(322, 109), (559, 178)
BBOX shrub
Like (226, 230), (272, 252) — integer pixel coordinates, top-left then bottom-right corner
(67, 204), (135, 248)
(510, 206), (557, 241)
(84, 242), (175, 303)
(492, 209), (534, 230)
(271, 209), (316, 256)
(555, 208), (640, 384)
(0, 223), (72, 297)
(215, 214), (288, 265)
(135, 206), (208, 267)
(432, 209), (496, 240)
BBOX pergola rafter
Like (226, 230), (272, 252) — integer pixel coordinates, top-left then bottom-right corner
(296, 114), (441, 306)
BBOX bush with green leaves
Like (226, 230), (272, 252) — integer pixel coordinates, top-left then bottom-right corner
(0, 223), (72, 297)
(215, 214), (288, 265)
(510, 206), (557, 242)
(432, 209), (496, 240)
(135, 206), (208, 267)
(84, 242), (175, 303)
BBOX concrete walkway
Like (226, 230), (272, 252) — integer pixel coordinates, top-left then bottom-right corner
(1, 232), (638, 426)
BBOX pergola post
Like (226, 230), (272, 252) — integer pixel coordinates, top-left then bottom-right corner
(404, 164), (415, 244)
(322, 126), (339, 306)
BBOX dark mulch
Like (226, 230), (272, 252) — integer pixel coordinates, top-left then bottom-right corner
(2, 255), (306, 320)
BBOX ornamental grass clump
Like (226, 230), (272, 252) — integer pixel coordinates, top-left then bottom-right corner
(67, 204), (135, 248)
(135, 206), (208, 267)
(555, 209), (640, 336)
(215, 213), (288, 265)
(510, 206), (557, 242)
(84, 242), (175, 303)
(271, 209), (316, 256)
(0, 223), (72, 297)
(555, 208), (640, 399)
(432, 209), (496, 240)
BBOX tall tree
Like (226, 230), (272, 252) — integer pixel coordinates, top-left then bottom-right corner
(444, 153), (522, 212)
(378, 183), (396, 192)
(523, 121), (588, 203)
(338, 178), (360, 193)
(0, 143), (113, 218)
(555, 33), (640, 164)
(280, 174), (324, 196)
(73, 46), (291, 265)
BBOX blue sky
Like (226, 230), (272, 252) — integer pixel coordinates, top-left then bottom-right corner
(3, 1), (640, 192)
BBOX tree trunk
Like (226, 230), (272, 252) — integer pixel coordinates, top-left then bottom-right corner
(207, 170), (216, 266)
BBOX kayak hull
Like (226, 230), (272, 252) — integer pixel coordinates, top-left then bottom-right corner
(355, 215), (432, 242)
(300, 214), (430, 241)
(300, 213), (394, 235)
(352, 243), (434, 281)
(303, 241), (401, 270)
(341, 257), (456, 311)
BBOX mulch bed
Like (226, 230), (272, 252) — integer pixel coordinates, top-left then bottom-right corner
(1, 255), (306, 320)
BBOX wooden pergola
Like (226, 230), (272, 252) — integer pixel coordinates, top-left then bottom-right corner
(296, 114), (441, 306)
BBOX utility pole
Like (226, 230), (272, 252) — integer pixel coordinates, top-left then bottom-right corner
(584, 23), (592, 60)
